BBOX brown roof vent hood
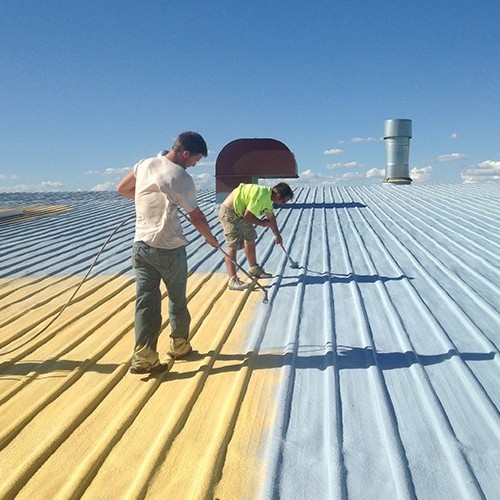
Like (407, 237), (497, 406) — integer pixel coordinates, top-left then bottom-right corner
(215, 138), (298, 203)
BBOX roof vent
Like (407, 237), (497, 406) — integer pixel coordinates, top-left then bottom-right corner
(215, 138), (298, 203)
(383, 119), (412, 185)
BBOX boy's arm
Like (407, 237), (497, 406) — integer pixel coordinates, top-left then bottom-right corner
(264, 211), (283, 246)
(242, 206), (283, 245)
(243, 209), (269, 227)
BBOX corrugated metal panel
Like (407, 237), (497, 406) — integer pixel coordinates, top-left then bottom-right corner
(0, 184), (499, 499)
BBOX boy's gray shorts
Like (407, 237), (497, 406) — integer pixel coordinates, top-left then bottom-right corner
(218, 204), (257, 251)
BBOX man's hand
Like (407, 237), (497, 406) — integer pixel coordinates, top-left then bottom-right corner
(205, 235), (219, 248)
(189, 207), (219, 248)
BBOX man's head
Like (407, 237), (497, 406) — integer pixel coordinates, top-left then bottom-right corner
(271, 182), (294, 205)
(172, 131), (208, 156)
(169, 131), (208, 168)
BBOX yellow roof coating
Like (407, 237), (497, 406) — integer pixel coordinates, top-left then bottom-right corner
(0, 205), (69, 224)
(1, 272), (276, 498)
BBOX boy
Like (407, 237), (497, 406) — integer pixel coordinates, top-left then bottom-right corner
(219, 182), (293, 290)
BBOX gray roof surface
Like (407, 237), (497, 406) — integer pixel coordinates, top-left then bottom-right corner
(0, 183), (499, 499)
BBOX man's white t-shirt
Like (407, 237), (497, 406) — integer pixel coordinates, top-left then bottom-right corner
(133, 155), (197, 249)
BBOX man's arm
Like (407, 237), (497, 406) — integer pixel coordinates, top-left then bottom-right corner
(117, 171), (136, 200)
(188, 207), (219, 248)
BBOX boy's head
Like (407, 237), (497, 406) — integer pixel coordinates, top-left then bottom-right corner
(272, 182), (294, 205)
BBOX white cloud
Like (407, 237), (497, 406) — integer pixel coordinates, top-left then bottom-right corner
(0, 184), (31, 192)
(338, 137), (380, 145)
(450, 132), (458, 139)
(345, 161), (363, 169)
(0, 174), (21, 180)
(192, 173), (214, 190)
(293, 169), (328, 184)
(410, 166), (433, 183)
(461, 160), (500, 183)
(197, 160), (216, 168)
(41, 181), (63, 188)
(366, 168), (385, 178)
(303, 167), (386, 185)
(350, 137), (379, 143)
(104, 167), (130, 175)
(262, 169), (338, 186)
(437, 153), (468, 162)
(272, 169), (369, 185)
(338, 172), (364, 182)
(0, 181), (64, 193)
(324, 148), (343, 155)
(86, 167), (131, 175)
(326, 161), (364, 170)
(91, 182), (116, 191)
(263, 165), (420, 187)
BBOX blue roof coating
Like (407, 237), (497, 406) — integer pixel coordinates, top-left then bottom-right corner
(0, 183), (499, 498)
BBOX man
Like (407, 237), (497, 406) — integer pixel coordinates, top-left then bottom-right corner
(117, 131), (218, 374)
(219, 182), (293, 290)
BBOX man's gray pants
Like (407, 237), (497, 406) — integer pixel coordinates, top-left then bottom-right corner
(131, 242), (190, 359)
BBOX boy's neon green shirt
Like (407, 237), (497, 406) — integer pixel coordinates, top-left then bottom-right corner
(233, 184), (273, 218)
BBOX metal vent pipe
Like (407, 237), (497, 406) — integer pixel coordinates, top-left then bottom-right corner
(383, 119), (412, 184)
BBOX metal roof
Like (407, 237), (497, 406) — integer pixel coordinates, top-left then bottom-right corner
(1, 183), (499, 499)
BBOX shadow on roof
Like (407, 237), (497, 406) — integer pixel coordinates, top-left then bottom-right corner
(278, 202), (367, 209)
(158, 347), (496, 382)
(275, 272), (412, 286)
(0, 360), (119, 377)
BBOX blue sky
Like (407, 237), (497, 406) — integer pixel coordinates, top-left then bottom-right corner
(1, 0), (499, 192)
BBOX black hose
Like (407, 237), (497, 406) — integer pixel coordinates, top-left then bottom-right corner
(1, 215), (135, 354)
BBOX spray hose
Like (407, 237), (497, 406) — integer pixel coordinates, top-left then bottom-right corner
(2, 214), (135, 354)
(4, 205), (271, 355)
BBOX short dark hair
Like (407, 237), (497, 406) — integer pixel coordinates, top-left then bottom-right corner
(172, 131), (208, 156)
(273, 182), (293, 200)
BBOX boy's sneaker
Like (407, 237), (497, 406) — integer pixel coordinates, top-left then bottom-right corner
(248, 265), (272, 278)
(167, 337), (193, 359)
(228, 275), (250, 291)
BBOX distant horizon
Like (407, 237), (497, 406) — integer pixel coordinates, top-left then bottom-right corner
(0, 177), (497, 198)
